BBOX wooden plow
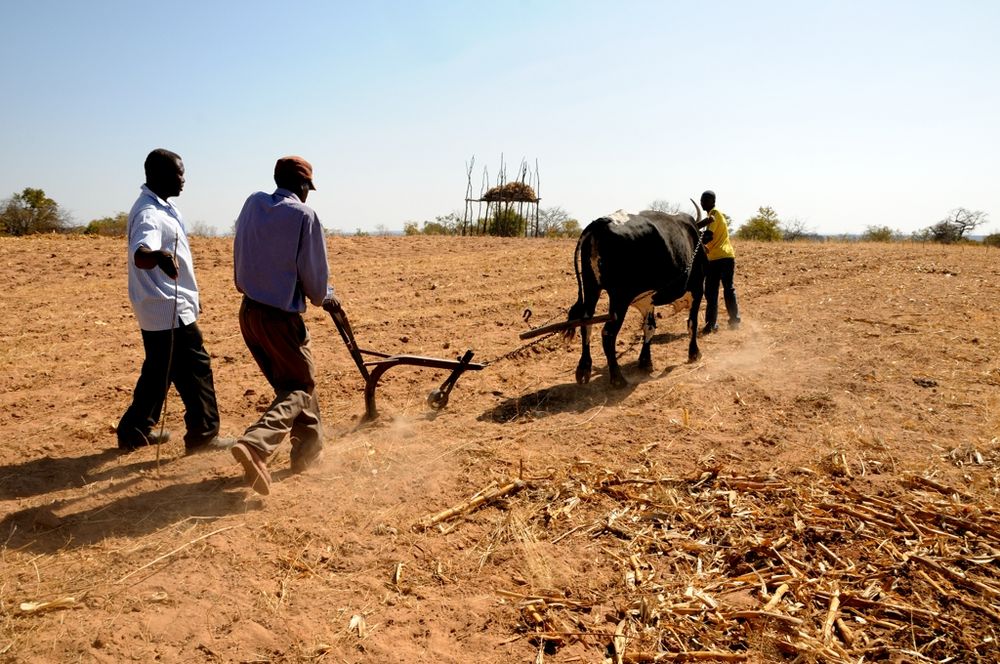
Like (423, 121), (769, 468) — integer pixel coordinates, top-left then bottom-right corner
(518, 313), (615, 340)
(328, 307), (484, 421)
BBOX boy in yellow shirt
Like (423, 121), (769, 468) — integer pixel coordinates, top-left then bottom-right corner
(698, 190), (740, 333)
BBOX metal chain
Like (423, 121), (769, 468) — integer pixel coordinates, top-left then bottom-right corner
(482, 330), (561, 366)
(482, 308), (564, 366)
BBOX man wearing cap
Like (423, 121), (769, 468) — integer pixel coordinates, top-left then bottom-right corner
(118, 148), (232, 455)
(230, 156), (341, 495)
(697, 190), (740, 334)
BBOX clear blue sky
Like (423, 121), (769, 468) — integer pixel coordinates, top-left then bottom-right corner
(1, 1), (997, 236)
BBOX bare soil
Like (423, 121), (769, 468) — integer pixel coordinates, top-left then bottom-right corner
(1, 235), (998, 663)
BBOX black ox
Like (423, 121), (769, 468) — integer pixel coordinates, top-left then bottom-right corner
(566, 207), (707, 387)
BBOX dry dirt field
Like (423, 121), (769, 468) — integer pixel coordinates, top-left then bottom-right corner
(1, 234), (999, 663)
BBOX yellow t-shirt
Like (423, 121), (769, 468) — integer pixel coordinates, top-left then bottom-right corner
(704, 208), (735, 261)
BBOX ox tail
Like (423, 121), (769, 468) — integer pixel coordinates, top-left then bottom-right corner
(565, 225), (591, 339)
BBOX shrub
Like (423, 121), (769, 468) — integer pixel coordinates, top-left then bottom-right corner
(735, 206), (782, 242)
(860, 225), (899, 243)
(557, 218), (582, 238)
(780, 217), (813, 242)
(487, 207), (526, 237)
(85, 212), (128, 236)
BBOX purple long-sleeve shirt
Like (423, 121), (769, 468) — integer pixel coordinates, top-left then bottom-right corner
(233, 189), (332, 313)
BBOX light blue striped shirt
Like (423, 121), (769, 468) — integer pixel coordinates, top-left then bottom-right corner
(233, 189), (332, 313)
(126, 186), (199, 331)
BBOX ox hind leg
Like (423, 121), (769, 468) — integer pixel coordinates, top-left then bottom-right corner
(573, 296), (599, 384)
(602, 300), (631, 388)
(576, 317), (595, 384)
(633, 291), (656, 373)
(573, 264), (601, 386)
(686, 267), (705, 363)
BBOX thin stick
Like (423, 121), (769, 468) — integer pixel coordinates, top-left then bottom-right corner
(910, 555), (1000, 599)
(905, 475), (975, 500)
(416, 481), (525, 530)
(762, 583), (789, 611)
(822, 589), (840, 642)
(116, 524), (240, 584)
(725, 610), (804, 626)
(835, 618), (855, 647)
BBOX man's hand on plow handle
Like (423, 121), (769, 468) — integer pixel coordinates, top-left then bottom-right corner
(322, 293), (342, 313)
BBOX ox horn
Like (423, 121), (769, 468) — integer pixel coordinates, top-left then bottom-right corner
(690, 198), (703, 225)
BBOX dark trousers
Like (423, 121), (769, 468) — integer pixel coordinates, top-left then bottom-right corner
(238, 297), (323, 464)
(704, 257), (740, 327)
(117, 321), (220, 447)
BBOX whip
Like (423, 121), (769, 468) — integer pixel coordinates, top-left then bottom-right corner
(154, 229), (179, 470)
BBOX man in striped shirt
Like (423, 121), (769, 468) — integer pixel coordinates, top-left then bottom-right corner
(118, 149), (230, 455)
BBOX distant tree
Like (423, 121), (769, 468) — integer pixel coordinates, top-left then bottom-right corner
(401, 213), (463, 236)
(421, 220), (451, 235)
(187, 220), (217, 237)
(647, 199), (680, 214)
(354, 228), (369, 237)
(983, 233), (1000, 247)
(559, 218), (582, 238)
(536, 207), (581, 237)
(433, 212), (462, 235)
(0, 187), (71, 236)
(913, 208), (988, 244)
(860, 225), (900, 243)
(538, 206), (571, 236)
(780, 217), (813, 241)
(374, 223), (391, 236)
(735, 206), (782, 242)
(85, 211), (129, 236)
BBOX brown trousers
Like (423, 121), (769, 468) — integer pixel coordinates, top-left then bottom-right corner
(238, 297), (323, 464)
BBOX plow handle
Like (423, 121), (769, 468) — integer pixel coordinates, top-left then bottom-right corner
(328, 307), (370, 381)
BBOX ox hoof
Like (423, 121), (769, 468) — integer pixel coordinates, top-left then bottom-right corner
(576, 368), (592, 385)
(610, 374), (629, 389)
(687, 351), (702, 364)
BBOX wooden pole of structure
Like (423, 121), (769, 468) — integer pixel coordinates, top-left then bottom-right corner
(462, 156), (475, 236)
(480, 165), (490, 235)
(518, 160), (528, 237)
(535, 158), (541, 237)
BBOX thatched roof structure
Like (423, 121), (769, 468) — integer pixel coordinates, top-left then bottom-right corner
(481, 181), (538, 202)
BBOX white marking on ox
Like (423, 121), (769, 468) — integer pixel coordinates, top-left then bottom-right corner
(589, 241), (602, 284)
(631, 290), (657, 345)
(606, 209), (632, 225)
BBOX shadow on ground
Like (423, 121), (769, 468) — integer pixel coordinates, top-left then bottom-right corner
(0, 448), (186, 500)
(479, 373), (641, 423)
(648, 330), (689, 346)
(0, 477), (258, 554)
